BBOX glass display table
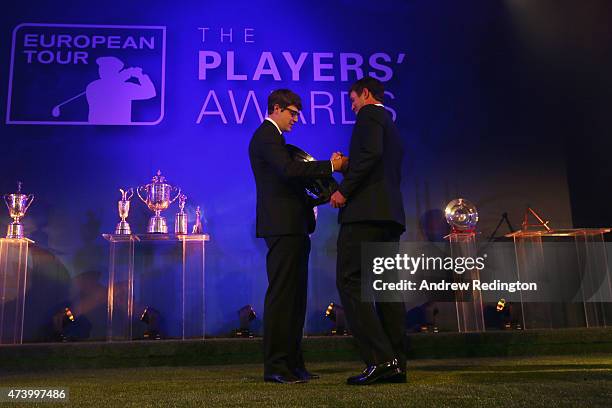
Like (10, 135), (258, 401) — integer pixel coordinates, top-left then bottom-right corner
(103, 233), (209, 341)
(0, 238), (33, 345)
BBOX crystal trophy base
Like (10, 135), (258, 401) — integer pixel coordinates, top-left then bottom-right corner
(6, 222), (24, 239)
(115, 220), (132, 235)
(148, 215), (168, 234)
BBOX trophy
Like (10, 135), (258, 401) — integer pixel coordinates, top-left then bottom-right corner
(444, 198), (484, 332)
(115, 188), (134, 235)
(192, 206), (203, 234)
(4, 182), (35, 239)
(444, 198), (479, 233)
(286, 144), (339, 206)
(175, 194), (188, 235)
(137, 170), (181, 233)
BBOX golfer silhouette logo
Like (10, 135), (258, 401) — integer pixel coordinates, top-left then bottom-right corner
(51, 56), (156, 124)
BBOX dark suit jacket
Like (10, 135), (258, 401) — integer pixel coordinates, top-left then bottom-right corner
(338, 104), (406, 230)
(249, 120), (332, 237)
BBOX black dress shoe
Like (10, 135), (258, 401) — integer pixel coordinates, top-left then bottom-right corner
(264, 374), (306, 384)
(346, 367), (370, 383)
(346, 360), (401, 385)
(293, 368), (320, 380)
(379, 370), (407, 383)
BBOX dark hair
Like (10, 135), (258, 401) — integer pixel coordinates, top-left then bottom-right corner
(267, 89), (302, 114)
(349, 77), (385, 103)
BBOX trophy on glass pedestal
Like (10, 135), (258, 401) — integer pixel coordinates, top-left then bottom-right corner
(115, 188), (134, 235)
(175, 194), (188, 235)
(444, 198), (484, 332)
(137, 170), (181, 234)
(4, 182), (35, 239)
(192, 206), (203, 234)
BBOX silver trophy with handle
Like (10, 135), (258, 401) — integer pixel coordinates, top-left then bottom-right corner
(137, 170), (181, 234)
(115, 188), (134, 235)
(4, 182), (35, 239)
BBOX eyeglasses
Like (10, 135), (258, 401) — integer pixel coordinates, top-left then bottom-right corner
(282, 107), (300, 119)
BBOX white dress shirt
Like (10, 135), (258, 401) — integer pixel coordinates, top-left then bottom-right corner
(264, 117), (334, 173)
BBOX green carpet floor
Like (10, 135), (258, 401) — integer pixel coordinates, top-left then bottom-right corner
(1, 355), (611, 407)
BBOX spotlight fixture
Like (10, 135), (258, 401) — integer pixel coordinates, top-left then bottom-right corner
(408, 302), (439, 333)
(140, 306), (161, 340)
(52, 306), (77, 342)
(233, 305), (257, 338)
(496, 298), (512, 329)
(324, 302), (349, 336)
(495, 299), (521, 330)
(64, 307), (75, 322)
(419, 305), (439, 333)
(431, 305), (439, 333)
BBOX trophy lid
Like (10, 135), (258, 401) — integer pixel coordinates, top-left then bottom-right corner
(444, 198), (478, 232)
(151, 170), (166, 184)
(8, 181), (27, 197)
(147, 170), (175, 188)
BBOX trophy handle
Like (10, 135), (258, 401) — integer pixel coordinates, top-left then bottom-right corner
(126, 188), (134, 201)
(136, 185), (148, 204)
(3, 194), (10, 211)
(24, 194), (35, 213)
(169, 186), (181, 204)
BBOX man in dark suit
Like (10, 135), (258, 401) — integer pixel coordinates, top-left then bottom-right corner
(249, 89), (345, 384)
(330, 77), (407, 385)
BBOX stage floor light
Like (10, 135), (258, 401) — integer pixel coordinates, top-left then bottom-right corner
(52, 307), (78, 342)
(140, 306), (161, 340)
(233, 305), (257, 338)
(324, 302), (349, 336)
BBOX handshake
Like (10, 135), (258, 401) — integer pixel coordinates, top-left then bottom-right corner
(331, 152), (349, 173)
(329, 152), (348, 208)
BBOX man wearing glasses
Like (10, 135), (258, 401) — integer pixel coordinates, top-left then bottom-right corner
(249, 89), (345, 383)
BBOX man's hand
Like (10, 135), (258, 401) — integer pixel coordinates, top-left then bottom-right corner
(330, 190), (347, 208)
(331, 152), (345, 172)
(340, 156), (349, 173)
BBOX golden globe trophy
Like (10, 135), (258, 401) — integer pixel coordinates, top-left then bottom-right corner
(444, 198), (479, 234)
(4, 182), (35, 239)
(137, 170), (181, 234)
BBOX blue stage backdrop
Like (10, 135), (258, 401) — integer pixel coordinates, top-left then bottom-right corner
(1, 0), (579, 339)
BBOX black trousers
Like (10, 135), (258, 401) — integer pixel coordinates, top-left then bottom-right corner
(336, 222), (406, 369)
(263, 234), (310, 376)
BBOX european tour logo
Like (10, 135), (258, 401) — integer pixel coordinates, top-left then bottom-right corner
(6, 23), (166, 125)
